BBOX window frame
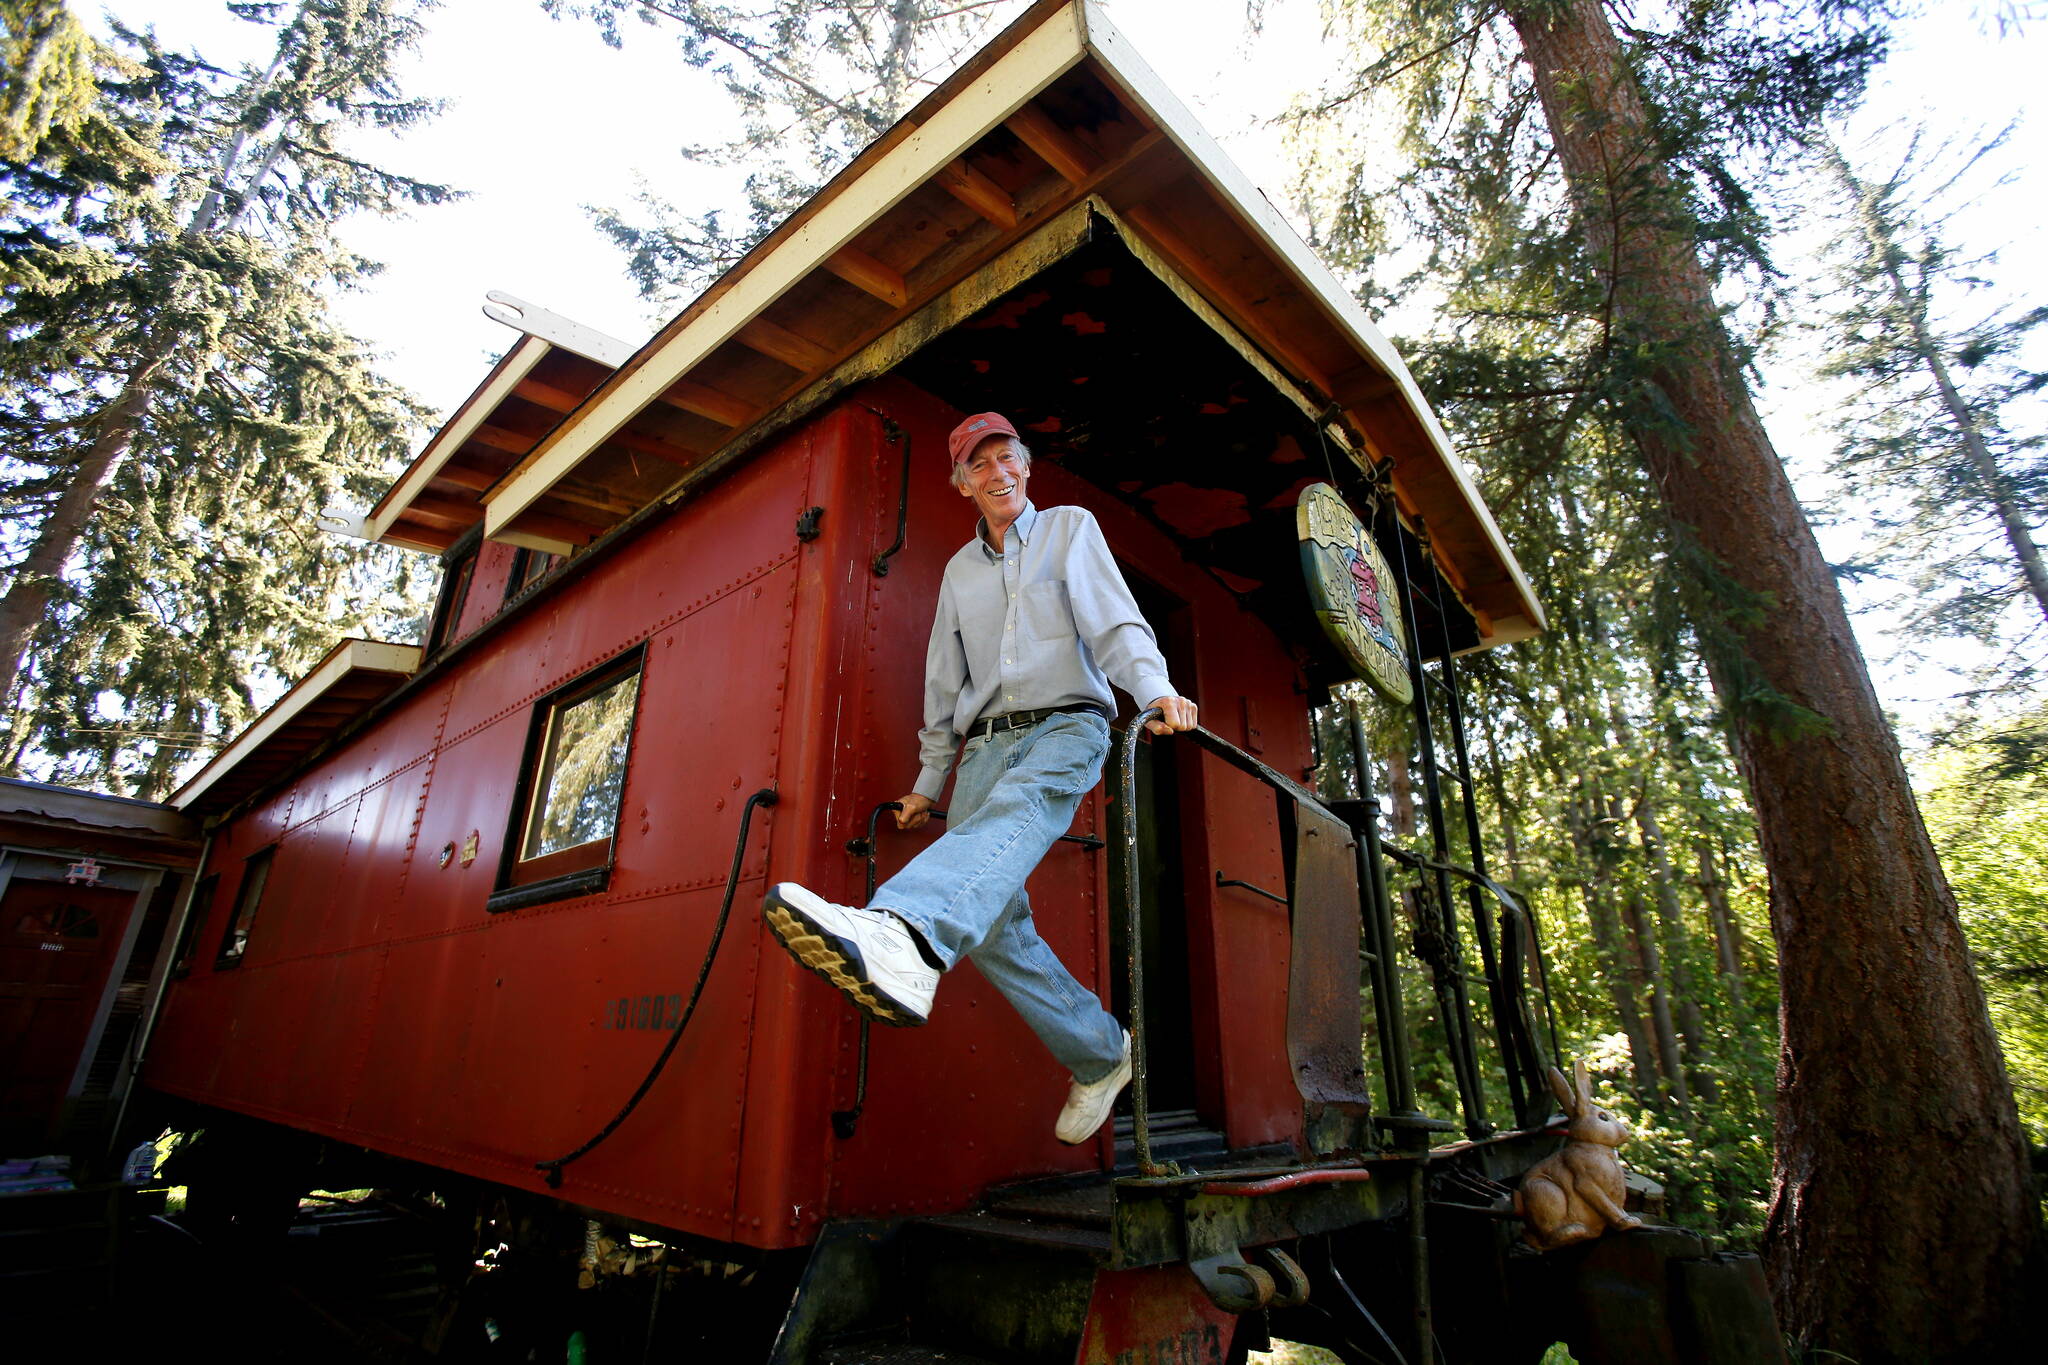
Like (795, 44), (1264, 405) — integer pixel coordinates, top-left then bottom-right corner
(505, 546), (562, 602)
(215, 849), (274, 969)
(487, 646), (647, 914)
(425, 532), (482, 655)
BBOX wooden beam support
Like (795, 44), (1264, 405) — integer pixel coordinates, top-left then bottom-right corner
(543, 478), (637, 519)
(658, 379), (756, 428)
(1006, 103), (1100, 184)
(935, 156), (1018, 228)
(1120, 201), (1338, 398)
(510, 507), (601, 545)
(601, 426), (704, 467)
(469, 422), (539, 456)
(824, 247), (908, 307)
(1328, 361), (1399, 408)
(384, 521), (457, 552)
(513, 376), (588, 414)
(431, 462), (498, 494)
(405, 493), (481, 528)
(736, 317), (834, 372)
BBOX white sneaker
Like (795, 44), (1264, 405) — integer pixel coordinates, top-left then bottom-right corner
(1056, 1029), (1133, 1144)
(762, 882), (938, 1027)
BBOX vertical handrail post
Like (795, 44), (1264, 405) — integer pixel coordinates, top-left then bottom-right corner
(1389, 515), (1490, 1138)
(1120, 709), (1163, 1176)
(1347, 698), (1418, 1125)
(1429, 613), (1534, 1125)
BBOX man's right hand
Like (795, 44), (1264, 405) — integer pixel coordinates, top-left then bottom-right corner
(895, 793), (935, 830)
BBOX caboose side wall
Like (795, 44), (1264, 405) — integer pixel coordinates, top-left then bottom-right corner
(145, 425), (822, 1245)
(726, 377), (1316, 1238)
(146, 375), (1327, 1253)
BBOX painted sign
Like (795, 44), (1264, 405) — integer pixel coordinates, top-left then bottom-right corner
(1297, 482), (1412, 705)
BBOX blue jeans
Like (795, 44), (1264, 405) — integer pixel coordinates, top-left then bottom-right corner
(874, 710), (1125, 1083)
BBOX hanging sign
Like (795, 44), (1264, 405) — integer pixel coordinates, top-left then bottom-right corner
(1297, 482), (1412, 704)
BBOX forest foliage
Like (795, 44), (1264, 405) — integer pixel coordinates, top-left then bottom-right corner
(0, 0), (448, 798)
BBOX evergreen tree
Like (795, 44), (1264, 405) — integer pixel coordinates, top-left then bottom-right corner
(1917, 708), (2048, 1145)
(0, 0), (453, 797)
(543, 0), (1029, 306)
(1295, 0), (2038, 1356)
(0, 0), (102, 160)
(1813, 131), (2047, 701)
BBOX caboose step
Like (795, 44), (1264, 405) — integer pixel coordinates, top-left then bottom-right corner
(1111, 1107), (1229, 1170)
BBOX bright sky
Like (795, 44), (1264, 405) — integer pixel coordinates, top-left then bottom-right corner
(91, 0), (2045, 734)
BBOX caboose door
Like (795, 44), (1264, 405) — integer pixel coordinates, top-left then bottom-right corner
(1105, 569), (1204, 1127)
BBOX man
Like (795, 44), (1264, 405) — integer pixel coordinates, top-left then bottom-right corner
(764, 411), (1197, 1144)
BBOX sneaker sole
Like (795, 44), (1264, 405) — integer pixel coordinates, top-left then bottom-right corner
(763, 893), (926, 1028)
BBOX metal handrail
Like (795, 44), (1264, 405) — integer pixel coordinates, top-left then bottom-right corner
(1381, 841), (1558, 1105)
(1118, 709), (1355, 1177)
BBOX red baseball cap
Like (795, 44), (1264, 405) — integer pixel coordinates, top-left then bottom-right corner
(948, 411), (1019, 464)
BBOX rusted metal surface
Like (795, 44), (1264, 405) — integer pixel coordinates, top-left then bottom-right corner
(1286, 800), (1372, 1155)
(1198, 1168), (1373, 1198)
(1074, 1264), (1242, 1365)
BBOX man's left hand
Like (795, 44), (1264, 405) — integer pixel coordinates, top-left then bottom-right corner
(1144, 696), (1198, 735)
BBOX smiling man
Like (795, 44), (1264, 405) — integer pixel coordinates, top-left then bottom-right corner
(764, 411), (1197, 1144)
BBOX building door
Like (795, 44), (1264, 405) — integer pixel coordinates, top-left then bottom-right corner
(0, 854), (156, 1151)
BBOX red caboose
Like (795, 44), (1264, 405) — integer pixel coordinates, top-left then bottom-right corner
(129, 5), (1781, 1362)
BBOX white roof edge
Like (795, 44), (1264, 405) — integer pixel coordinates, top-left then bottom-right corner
(1074, 0), (1543, 633)
(369, 335), (552, 546)
(169, 639), (422, 811)
(483, 3), (1092, 541)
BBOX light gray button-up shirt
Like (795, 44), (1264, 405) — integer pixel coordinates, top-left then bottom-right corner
(913, 501), (1175, 801)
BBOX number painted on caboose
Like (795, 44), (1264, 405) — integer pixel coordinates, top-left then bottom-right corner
(600, 993), (684, 1030)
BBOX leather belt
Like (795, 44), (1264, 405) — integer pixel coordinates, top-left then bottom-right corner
(969, 703), (1110, 741)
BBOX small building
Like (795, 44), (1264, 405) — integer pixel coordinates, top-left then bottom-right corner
(0, 778), (199, 1161)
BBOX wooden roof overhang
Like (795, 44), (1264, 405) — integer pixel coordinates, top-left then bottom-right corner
(401, 0), (1538, 644)
(169, 639), (423, 814)
(367, 294), (631, 553)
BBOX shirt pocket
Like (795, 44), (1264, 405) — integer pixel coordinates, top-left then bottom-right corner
(1021, 579), (1075, 642)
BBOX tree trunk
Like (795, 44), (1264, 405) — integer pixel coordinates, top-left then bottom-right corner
(0, 360), (163, 701)
(1695, 839), (1747, 1007)
(1387, 742), (1416, 836)
(1506, 2), (2039, 1356)
(1636, 797), (1716, 1101)
(1618, 880), (1688, 1110)
(1569, 797), (1662, 1099)
(1476, 698), (1525, 884)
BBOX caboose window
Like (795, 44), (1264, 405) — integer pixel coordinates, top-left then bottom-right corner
(425, 542), (479, 654)
(506, 546), (561, 599)
(493, 653), (644, 908)
(216, 850), (273, 968)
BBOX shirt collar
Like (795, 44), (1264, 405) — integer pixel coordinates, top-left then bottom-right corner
(978, 499), (1039, 559)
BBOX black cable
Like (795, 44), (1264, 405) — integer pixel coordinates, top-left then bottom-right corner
(536, 788), (778, 1186)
